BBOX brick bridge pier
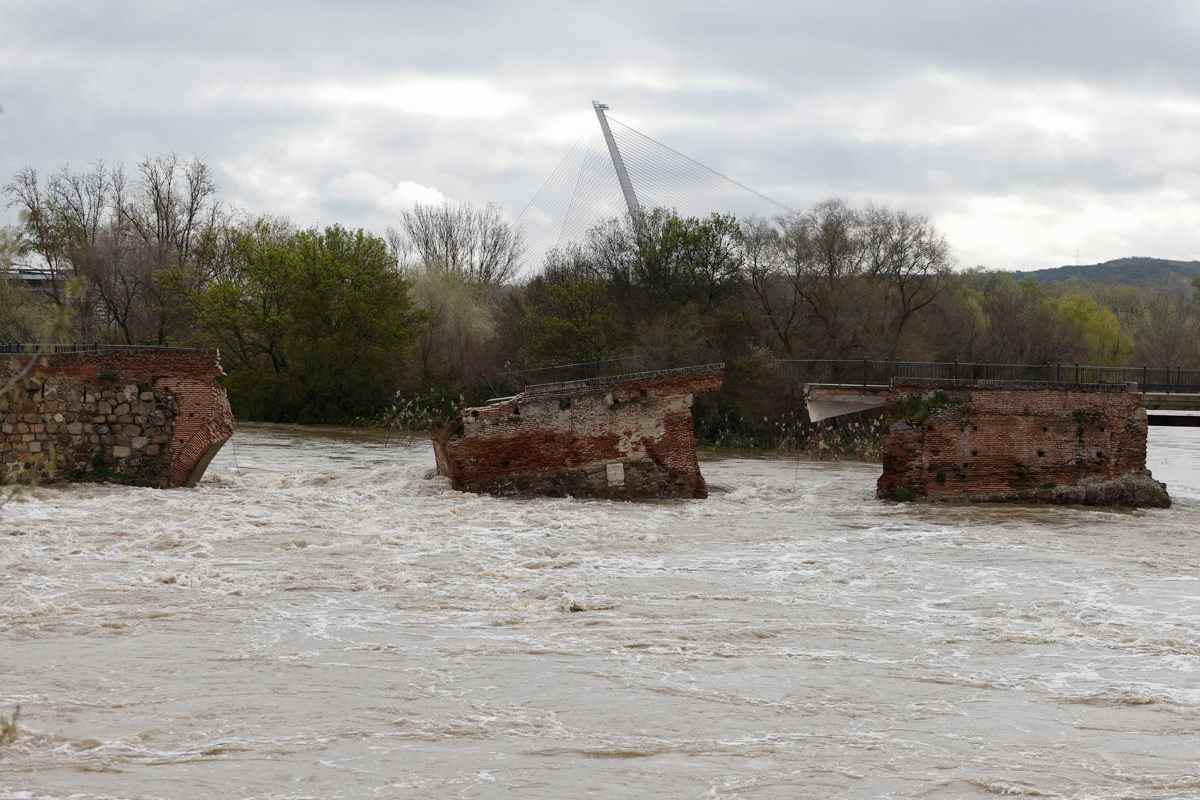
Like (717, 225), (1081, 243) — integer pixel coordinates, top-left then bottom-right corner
(436, 357), (1179, 507)
(433, 364), (724, 499)
(1, 345), (235, 488)
(797, 360), (1182, 507)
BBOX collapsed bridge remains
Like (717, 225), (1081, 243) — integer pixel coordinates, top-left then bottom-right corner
(433, 364), (723, 499)
(1, 346), (235, 488)
(795, 360), (1186, 507)
(874, 383), (1170, 507)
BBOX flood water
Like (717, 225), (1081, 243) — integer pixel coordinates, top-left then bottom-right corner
(1, 424), (1198, 799)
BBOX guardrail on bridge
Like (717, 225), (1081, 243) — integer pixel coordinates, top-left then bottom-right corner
(776, 359), (1200, 393)
(0, 343), (207, 356)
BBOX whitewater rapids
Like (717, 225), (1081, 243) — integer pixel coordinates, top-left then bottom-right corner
(2, 424), (1198, 799)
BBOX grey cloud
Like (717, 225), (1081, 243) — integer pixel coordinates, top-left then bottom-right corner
(3, 1), (1200, 268)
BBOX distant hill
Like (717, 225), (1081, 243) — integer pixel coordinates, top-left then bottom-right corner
(1019, 257), (1200, 286)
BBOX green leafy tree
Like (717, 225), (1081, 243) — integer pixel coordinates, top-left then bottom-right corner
(1051, 290), (1132, 365)
(193, 220), (419, 422)
(0, 226), (75, 342)
(522, 275), (627, 365)
(0, 228), (38, 341)
(589, 208), (744, 312)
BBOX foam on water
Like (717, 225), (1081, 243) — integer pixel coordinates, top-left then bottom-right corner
(1, 423), (1198, 799)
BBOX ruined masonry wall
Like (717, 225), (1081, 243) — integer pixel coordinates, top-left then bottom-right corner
(877, 385), (1168, 506)
(0, 349), (235, 488)
(434, 370), (723, 499)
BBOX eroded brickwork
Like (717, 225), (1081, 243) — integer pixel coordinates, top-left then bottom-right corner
(0, 349), (235, 488)
(433, 366), (723, 499)
(877, 384), (1169, 507)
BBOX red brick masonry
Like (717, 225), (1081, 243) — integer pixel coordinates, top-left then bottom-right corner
(0, 349), (235, 488)
(877, 383), (1170, 507)
(433, 365), (724, 499)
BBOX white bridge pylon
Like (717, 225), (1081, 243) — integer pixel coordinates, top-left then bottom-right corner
(515, 102), (795, 271)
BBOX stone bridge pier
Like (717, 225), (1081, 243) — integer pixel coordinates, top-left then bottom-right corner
(1, 347), (235, 488)
(808, 382), (1169, 508)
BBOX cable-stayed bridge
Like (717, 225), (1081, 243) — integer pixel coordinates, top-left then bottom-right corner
(516, 102), (794, 271)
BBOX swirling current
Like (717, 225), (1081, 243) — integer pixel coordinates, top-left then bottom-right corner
(2, 424), (1198, 799)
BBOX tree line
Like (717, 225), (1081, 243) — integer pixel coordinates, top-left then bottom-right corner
(4, 155), (1199, 435)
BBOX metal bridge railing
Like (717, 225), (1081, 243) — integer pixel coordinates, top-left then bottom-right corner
(498, 356), (1200, 395)
(504, 355), (647, 387)
(0, 343), (207, 355)
(775, 359), (1200, 393)
(523, 363), (725, 395)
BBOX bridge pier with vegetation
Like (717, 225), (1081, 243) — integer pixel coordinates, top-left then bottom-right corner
(874, 383), (1169, 508)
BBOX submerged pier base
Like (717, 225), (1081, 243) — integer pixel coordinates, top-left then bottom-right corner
(433, 365), (723, 499)
(876, 383), (1170, 508)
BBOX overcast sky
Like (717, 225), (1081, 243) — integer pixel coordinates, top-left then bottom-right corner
(3, 0), (1200, 270)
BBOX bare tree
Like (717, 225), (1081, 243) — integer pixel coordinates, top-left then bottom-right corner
(740, 201), (950, 359)
(83, 227), (155, 344)
(387, 202), (522, 386)
(741, 218), (801, 355)
(581, 217), (636, 294)
(390, 202), (524, 285)
(1128, 281), (1200, 367)
(106, 155), (220, 343)
(117, 154), (218, 271)
(5, 167), (71, 306)
(47, 162), (109, 255)
(777, 199), (871, 356)
(4, 164), (113, 337)
(862, 206), (952, 359)
(5, 156), (221, 343)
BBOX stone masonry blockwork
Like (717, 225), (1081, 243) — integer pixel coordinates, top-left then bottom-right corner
(0, 349), (235, 488)
(432, 366), (724, 499)
(876, 384), (1170, 507)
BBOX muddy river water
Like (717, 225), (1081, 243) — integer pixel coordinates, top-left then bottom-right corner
(2, 424), (1198, 799)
